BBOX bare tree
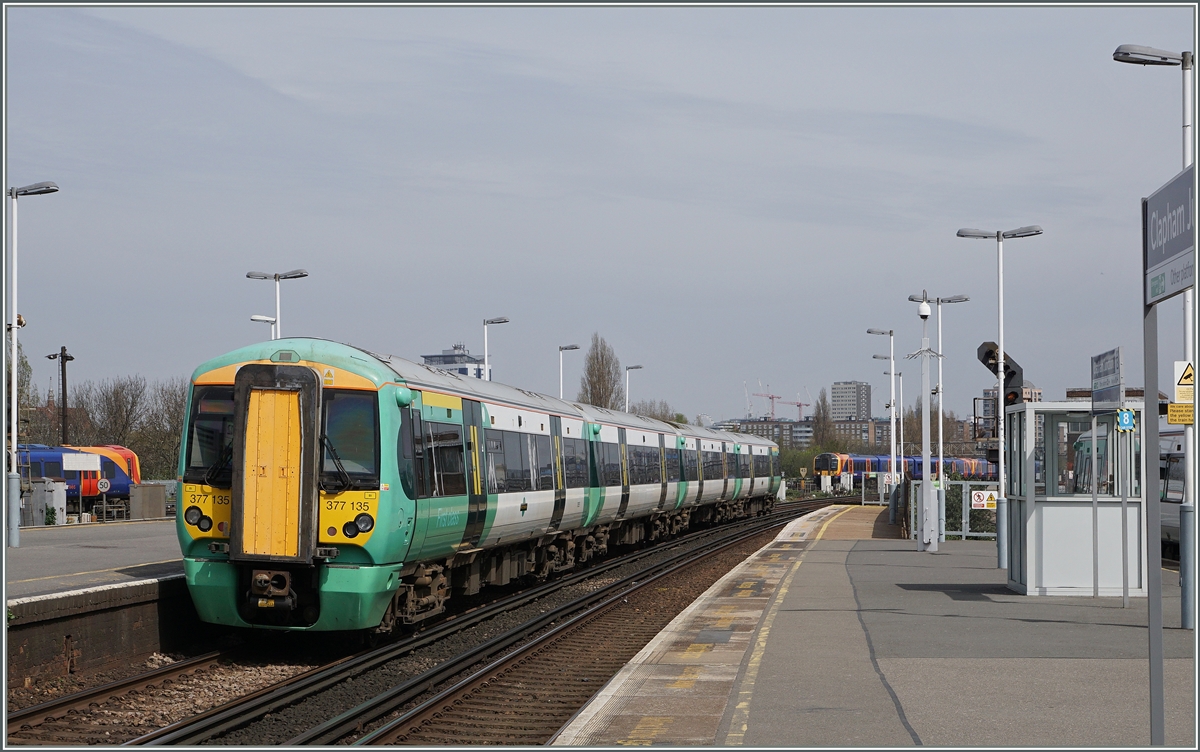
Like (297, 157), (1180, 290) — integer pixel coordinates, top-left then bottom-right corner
(69, 375), (148, 447)
(131, 377), (190, 479)
(576, 333), (624, 410)
(812, 388), (835, 448)
(630, 399), (686, 424)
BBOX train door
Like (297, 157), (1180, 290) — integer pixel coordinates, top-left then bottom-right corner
(616, 427), (631, 518)
(549, 416), (566, 530)
(229, 364), (320, 564)
(721, 442), (730, 500)
(658, 434), (668, 509)
(461, 399), (488, 548)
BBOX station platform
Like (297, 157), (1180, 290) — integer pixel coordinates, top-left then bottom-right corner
(552, 504), (1196, 747)
(5, 519), (182, 601)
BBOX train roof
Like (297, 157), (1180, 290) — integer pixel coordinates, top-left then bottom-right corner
(191, 338), (777, 450)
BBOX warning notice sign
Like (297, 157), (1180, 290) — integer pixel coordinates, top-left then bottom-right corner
(1176, 361), (1194, 404)
(1168, 403), (1194, 425)
(971, 490), (998, 510)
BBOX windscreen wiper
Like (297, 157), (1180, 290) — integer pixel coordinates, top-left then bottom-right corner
(203, 444), (234, 487)
(320, 435), (353, 493)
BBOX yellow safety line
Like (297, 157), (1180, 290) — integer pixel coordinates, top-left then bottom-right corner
(8, 558), (179, 584)
(814, 505), (856, 540)
(725, 504), (858, 745)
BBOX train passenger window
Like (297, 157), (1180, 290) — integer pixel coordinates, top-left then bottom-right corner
(485, 431), (506, 494)
(425, 422), (466, 497)
(535, 435), (554, 491)
(739, 454), (751, 478)
(504, 433), (531, 492)
(562, 437), (588, 489)
(45, 461), (62, 478)
(601, 443), (622, 486)
(684, 450), (698, 482)
(726, 453), (738, 479)
(1164, 458), (1185, 503)
(664, 448), (680, 482)
(65, 470), (79, 480)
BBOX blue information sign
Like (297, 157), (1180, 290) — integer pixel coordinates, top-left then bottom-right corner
(1116, 409), (1136, 432)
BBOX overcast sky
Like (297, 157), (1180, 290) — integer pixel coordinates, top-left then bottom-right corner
(4, 5), (1195, 425)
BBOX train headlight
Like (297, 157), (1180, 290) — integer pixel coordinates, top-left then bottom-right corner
(198, 516), (213, 532)
(342, 521), (359, 538)
(354, 513), (374, 533)
(184, 506), (203, 526)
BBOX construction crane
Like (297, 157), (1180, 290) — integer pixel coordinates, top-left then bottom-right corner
(753, 389), (782, 420)
(780, 394), (811, 421)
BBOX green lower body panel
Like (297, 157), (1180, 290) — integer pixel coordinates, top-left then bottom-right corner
(183, 558), (401, 631)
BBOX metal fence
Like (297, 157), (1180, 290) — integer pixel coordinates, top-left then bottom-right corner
(908, 480), (998, 541)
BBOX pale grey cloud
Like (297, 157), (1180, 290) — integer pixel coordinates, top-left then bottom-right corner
(5, 5), (1193, 425)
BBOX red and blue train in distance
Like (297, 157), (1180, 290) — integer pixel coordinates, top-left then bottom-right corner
(813, 452), (997, 483)
(17, 444), (143, 500)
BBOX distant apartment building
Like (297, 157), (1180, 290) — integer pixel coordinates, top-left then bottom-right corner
(831, 381), (871, 421)
(833, 418), (891, 449)
(721, 418), (815, 450)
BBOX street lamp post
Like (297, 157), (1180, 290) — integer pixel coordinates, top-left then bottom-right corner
(957, 224), (1043, 569)
(251, 315), (277, 340)
(886, 370), (904, 460)
(1114, 42), (1194, 636)
(558, 344), (579, 399)
(909, 292), (969, 543)
(247, 269), (308, 340)
(869, 329), (897, 488)
(483, 317), (509, 382)
(625, 365), (642, 413)
(8, 180), (59, 549)
(45, 347), (74, 445)
(907, 297), (937, 552)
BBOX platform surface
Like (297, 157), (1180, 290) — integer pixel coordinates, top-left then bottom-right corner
(553, 504), (1196, 747)
(5, 520), (182, 600)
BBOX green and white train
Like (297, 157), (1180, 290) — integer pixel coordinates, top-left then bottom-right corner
(177, 338), (780, 632)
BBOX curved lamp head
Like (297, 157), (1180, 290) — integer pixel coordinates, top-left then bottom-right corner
(10, 181), (59, 197)
(559, 344), (580, 352)
(626, 364), (643, 371)
(1113, 44), (1184, 66)
(873, 354), (889, 360)
(251, 314), (276, 324)
(957, 228), (995, 239)
(484, 317), (509, 325)
(867, 328), (892, 336)
(1002, 225), (1043, 239)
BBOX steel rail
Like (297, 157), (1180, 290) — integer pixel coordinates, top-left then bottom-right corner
(352, 512), (801, 745)
(6, 651), (227, 732)
(127, 496), (841, 746)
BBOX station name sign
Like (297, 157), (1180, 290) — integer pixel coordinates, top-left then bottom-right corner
(1143, 164), (1194, 306)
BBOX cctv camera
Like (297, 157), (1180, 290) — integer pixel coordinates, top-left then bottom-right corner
(918, 301), (931, 320)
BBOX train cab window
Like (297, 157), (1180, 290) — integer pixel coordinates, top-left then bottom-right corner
(321, 390), (380, 489)
(184, 386), (236, 487)
(484, 431), (506, 494)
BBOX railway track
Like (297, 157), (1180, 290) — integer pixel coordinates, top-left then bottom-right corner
(351, 517), (785, 745)
(5, 652), (228, 746)
(7, 495), (847, 746)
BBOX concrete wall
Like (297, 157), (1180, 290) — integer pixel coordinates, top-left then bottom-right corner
(6, 576), (205, 688)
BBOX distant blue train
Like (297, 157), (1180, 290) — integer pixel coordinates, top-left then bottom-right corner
(813, 452), (997, 485)
(17, 444), (143, 503)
